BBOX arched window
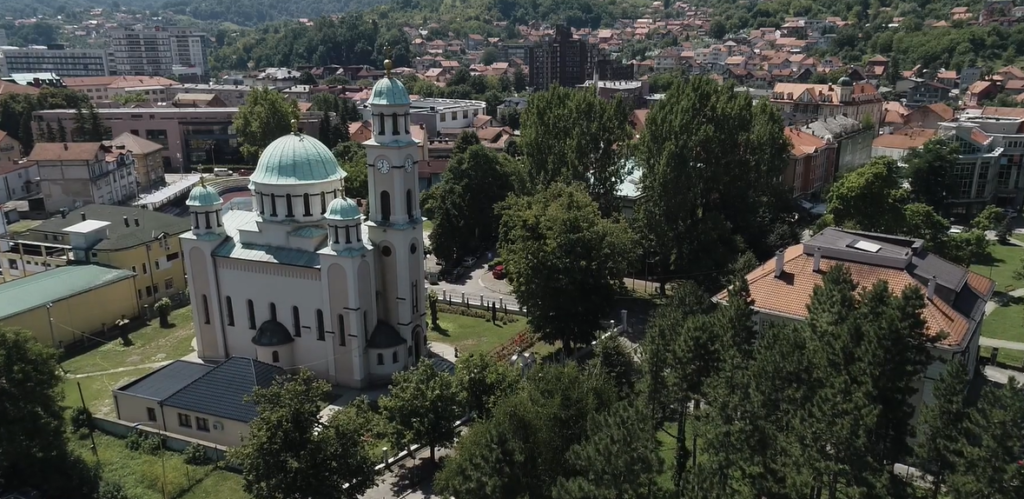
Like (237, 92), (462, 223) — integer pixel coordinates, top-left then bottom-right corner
(193, 212), (200, 229)
(285, 194), (294, 217)
(204, 212), (211, 229)
(272, 350), (280, 363)
(404, 113), (410, 134)
(377, 114), (386, 135)
(225, 296), (235, 326)
(380, 190), (391, 222)
(269, 193), (278, 217)
(202, 295), (210, 324)
(292, 306), (301, 337)
(320, 192), (327, 214)
(406, 189), (414, 220)
(338, 314), (346, 346)
(257, 192), (265, 214)
(303, 193), (311, 216)
(316, 309), (325, 341)
(269, 302), (277, 321)
(247, 299), (256, 330)
(392, 350), (399, 364)
(391, 113), (400, 135)
(376, 353), (384, 365)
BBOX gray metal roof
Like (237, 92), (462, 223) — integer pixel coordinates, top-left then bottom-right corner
(367, 322), (407, 349)
(32, 204), (190, 251)
(806, 228), (917, 260)
(162, 356), (284, 423)
(213, 211), (324, 268)
(114, 360), (213, 400)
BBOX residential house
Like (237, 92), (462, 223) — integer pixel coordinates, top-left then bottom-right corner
(349, 121), (373, 143)
(0, 131), (36, 203)
(906, 80), (952, 107)
(936, 70), (958, 88)
(950, 6), (973, 20)
(904, 103), (955, 129)
(467, 34), (486, 51)
(784, 127), (837, 198)
(1003, 80), (1024, 95)
(770, 80), (884, 129)
(865, 55), (889, 79)
(105, 132), (165, 191)
(0, 204), (190, 308)
(0, 265), (138, 348)
(801, 115), (873, 174)
(113, 357), (284, 447)
(871, 127), (938, 161)
(715, 228), (994, 419)
(171, 93), (228, 108)
(964, 80), (1000, 107)
(64, 76), (178, 103)
(28, 142), (138, 214)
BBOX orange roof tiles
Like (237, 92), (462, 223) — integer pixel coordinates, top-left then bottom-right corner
(872, 128), (936, 150)
(785, 127), (826, 157)
(0, 83), (40, 95)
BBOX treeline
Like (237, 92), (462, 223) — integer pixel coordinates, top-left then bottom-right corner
(0, 88), (91, 155)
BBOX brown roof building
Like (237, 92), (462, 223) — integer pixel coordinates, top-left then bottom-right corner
(715, 228), (993, 407)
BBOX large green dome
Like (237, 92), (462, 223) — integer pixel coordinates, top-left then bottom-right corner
(369, 77), (411, 106)
(250, 133), (345, 185)
(186, 183), (222, 207)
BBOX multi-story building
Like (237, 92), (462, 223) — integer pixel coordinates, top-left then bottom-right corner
(0, 44), (114, 78)
(106, 132), (165, 191)
(769, 78), (884, 129)
(33, 107), (327, 173)
(800, 115), (874, 175)
(905, 80), (953, 108)
(784, 127), (837, 199)
(528, 25), (589, 90)
(27, 142), (138, 213)
(0, 204), (189, 309)
(167, 83), (252, 107)
(109, 26), (209, 77)
(63, 75), (178, 102)
(0, 130), (38, 204)
(937, 111), (1024, 213)
(360, 97), (487, 139)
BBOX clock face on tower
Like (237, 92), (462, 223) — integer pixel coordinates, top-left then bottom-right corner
(376, 159), (391, 174)
(404, 158), (414, 171)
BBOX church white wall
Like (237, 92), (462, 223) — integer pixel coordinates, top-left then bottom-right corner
(214, 259), (332, 379)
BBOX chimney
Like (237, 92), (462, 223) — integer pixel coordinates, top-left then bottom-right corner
(123, 216), (129, 227)
(774, 248), (786, 278)
(927, 275), (937, 300)
(813, 247), (822, 272)
(63, 143), (68, 151)
(80, 211), (86, 221)
(134, 217), (140, 227)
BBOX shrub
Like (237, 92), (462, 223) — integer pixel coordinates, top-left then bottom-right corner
(183, 442), (210, 466)
(124, 430), (146, 451)
(125, 429), (162, 455)
(98, 481), (130, 499)
(69, 406), (92, 432)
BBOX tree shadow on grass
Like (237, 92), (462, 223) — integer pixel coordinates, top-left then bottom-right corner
(389, 455), (441, 496)
(974, 251), (1006, 267)
(992, 292), (1024, 308)
(431, 324), (450, 338)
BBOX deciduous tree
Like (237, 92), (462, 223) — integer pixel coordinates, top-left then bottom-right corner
(452, 353), (519, 419)
(379, 362), (461, 462)
(904, 138), (961, 214)
(234, 87), (300, 163)
(499, 183), (636, 355)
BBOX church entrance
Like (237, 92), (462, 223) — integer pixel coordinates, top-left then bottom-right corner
(412, 325), (424, 361)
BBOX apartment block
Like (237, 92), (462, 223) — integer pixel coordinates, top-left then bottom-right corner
(109, 26), (209, 77)
(27, 142), (138, 214)
(0, 44), (114, 78)
(64, 75), (178, 102)
(528, 25), (589, 90)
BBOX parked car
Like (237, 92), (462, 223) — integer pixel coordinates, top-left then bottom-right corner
(213, 167), (232, 177)
(949, 225), (965, 234)
(492, 265), (506, 280)
(1002, 208), (1019, 218)
(461, 256), (478, 268)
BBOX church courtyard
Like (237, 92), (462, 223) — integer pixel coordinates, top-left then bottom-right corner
(427, 311), (529, 356)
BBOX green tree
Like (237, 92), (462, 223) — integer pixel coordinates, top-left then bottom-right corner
(519, 85), (631, 216)
(453, 353), (519, 419)
(499, 183), (636, 355)
(317, 112), (337, 149)
(310, 92), (340, 114)
(86, 103), (107, 141)
(903, 202), (951, 248)
(112, 93), (148, 106)
(499, 106), (521, 129)
(827, 156), (907, 233)
(915, 359), (972, 499)
(56, 116), (67, 142)
(973, 205), (1007, 231)
(297, 70), (318, 86)
(379, 362), (461, 462)
(591, 335), (639, 396)
(234, 87), (300, 163)
(904, 138), (960, 214)
(709, 19), (728, 39)
(948, 379), (1024, 499)
(479, 47), (500, 65)
(44, 121), (56, 142)
(426, 145), (517, 263)
(230, 370), (380, 499)
(452, 130), (480, 156)
(0, 328), (100, 497)
(512, 67), (527, 92)
(341, 161), (368, 200)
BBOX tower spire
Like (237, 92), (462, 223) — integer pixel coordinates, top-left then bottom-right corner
(384, 45), (393, 78)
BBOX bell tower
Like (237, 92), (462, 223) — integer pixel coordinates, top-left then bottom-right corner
(362, 51), (428, 362)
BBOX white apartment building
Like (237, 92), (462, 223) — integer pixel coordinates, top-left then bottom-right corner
(64, 75), (179, 102)
(0, 44), (114, 78)
(361, 97), (487, 138)
(27, 142), (138, 214)
(109, 26), (209, 77)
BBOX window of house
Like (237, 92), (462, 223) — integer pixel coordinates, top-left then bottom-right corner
(338, 314), (346, 346)
(378, 113), (386, 134)
(8, 259), (18, 270)
(178, 413), (192, 428)
(226, 296), (235, 326)
(167, 252), (179, 262)
(463, 110), (468, 119)
(196, 417), (210, 432)
(145, 286), (153, 298)
(202, 295), (210, 324)
(154, 260), (161, 270)
(392, 113), (400, 135)
(392, 350), (399, 364)
(137, 289), (143, 301)
(142, 263), (148, 274)
(147, 407), (157, 421)
(292, 306), (302, 337)
(377, 353), (384, 365)
(440, 113), (446, 122)
(320, 192), (327, 215)
(316, 310), (325, 341)
(406, 189), (414, 220)
(247, 299), (256, 329)
(270, 193), (278, 217)
(451, 111), (457, 120)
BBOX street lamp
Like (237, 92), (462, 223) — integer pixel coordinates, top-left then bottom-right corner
(45, 302), (56, 348)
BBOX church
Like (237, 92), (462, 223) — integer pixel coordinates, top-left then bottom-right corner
(180, 64), (427, 388)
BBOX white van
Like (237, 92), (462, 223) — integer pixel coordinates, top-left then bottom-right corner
(213, 168), (232, 177)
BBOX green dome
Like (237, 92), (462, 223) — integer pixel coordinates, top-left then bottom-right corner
(250, 133), (345, 185)
(252, 320), (294, 347)
(369, 77), (411, 106)
(186, 184), (222, 207)
(837, 76), (854, 87)
(325, 197), (362, 220)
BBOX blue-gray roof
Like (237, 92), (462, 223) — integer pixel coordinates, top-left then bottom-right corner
(0, 265), (136, 321)
(186, 184), (223, 207)
(325, 197), (361, 220)
(162, 356), (284, 423)
(249, 133), (345, 185)
(367, 322), (407, 349)
(369, 77), (411, 106)
(213, 211), (324, 268)
(115, 360), (213, 400)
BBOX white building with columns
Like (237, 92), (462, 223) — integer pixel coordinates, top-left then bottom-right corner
(179, 65), (427, 388)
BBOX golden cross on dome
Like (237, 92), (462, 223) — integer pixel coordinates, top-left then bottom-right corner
(384, 45), (393, 77)
(290, 119), (298, 134)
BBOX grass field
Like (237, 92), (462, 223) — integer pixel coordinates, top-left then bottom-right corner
(427, 312), (528, 356)
(981, 345), (1024, 369)
(63, 367), (158, 418)
(970, 243), (1024, 293)
(981, 298), (1024, 344)
(656, 421), (704, 489)
(61, 307), (196, 376)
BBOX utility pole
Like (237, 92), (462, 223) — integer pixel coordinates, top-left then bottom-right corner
(77, 382), (99, 461)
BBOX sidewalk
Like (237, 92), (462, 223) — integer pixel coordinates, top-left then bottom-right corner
(979, 337), (1024, 351)
(359, 445), (452, 499)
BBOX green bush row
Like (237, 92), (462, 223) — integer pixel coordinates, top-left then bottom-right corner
(436, 303), (519, 324)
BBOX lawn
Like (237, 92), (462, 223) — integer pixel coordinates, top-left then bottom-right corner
(63, 367), (158, 418)
(980, 345), (1024, 369)
(427, 312), (528, 356)
(970, 243), (1024, 293)
(69, 432), (248, 499)
(61, 306), (196, 376)
(422, 219), (434, 233)
(656, 421), (704, 489)
(981, 298), (1024, 343)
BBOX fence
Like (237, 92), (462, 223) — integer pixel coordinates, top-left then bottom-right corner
(92, 415), (235, 469)
(437, 289), (526, 317)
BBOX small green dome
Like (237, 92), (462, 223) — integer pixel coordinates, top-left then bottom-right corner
(186, 184), (222, 207)
(250, 133), (345, 185)
(252, 320), (294, 347)
(325, 197), (362, 221)
(837, 76), (854, 87)
(369, 77), (411, 106)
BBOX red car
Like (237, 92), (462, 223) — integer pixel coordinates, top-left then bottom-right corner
(492, 265), (506, 280)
